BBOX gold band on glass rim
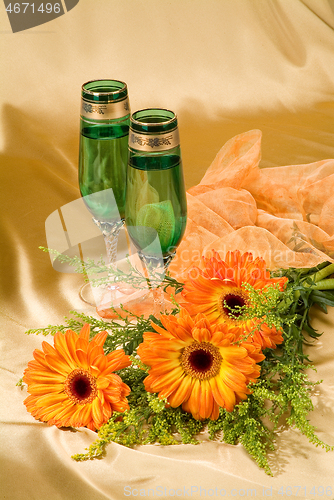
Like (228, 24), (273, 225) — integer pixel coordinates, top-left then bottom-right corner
(80, 97), (130, 121)
(130, 108), (177, 128)
(129, 129), (180, 152)
(81, 79), (128, 99)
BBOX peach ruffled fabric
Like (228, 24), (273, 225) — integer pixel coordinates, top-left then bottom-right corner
(98, 129), (334, 318)
(169, 129), (334, 279)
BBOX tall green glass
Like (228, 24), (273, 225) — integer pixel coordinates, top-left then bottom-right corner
(79, 79), (130, 223)
(78, 79), (130, 304)
(125, 108), (187, 312)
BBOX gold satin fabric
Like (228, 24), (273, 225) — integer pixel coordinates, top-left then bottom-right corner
(1, 1), (334, 498)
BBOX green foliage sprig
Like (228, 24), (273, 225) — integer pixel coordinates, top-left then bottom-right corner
(39, 246), (184, 294)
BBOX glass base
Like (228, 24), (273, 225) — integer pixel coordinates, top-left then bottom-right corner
(79, 281), (136, 307)
(79, 282), (108, 307)
(79, 251), (176, 312)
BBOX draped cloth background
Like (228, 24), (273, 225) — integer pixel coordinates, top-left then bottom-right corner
(1, 1), (334, 498)
(171, 129), (334, 275)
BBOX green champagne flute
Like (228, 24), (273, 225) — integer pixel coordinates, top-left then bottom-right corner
(78, 79), (130, 304)
(125, 108), (187, 313)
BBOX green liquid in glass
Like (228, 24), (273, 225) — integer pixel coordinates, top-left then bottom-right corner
(79, 122), (129, 221)
(125, 154), (187, 258)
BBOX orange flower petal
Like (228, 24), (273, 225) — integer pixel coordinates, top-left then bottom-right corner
(199, 380), (214, 419)
(75, 348), (88, 369)
(54, 332), (77, 368)
(78, 324), (90, 341)
(92, 331), (108, 347)
(167, 376), (194, 408)
(96, 377), (110, 390)
(185, 379), (202, 419)
(91, 397), (104, 428)
(214, 375), (236, 412)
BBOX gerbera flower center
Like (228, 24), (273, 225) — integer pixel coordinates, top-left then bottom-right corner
(219, 288), (249, 320)
(181, 342), (222, 380)
(64, 369), (97, 405)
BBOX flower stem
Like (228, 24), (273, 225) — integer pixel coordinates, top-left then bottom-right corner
(310, 263), (334, 283)
(309, 279), (334, 290)
(292, 263), (334, 300)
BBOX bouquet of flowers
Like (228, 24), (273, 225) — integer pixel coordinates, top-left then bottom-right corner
(20, 249), (334, 476)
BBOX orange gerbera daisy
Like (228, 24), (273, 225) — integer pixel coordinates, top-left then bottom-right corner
(181, 250), (287, 350)
(23, 324), (131, 431)
(137, 309), (264, 419)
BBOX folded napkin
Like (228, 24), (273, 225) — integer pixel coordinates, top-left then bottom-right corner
(97, 129), (334, 318)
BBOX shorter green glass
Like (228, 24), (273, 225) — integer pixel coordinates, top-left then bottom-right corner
(125, 109), (187, 264)
(125, 108), (187, 312)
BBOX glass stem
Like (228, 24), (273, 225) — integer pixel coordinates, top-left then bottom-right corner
(92, 218), (124, 268)
(139, 253), (175, 316)
(152, 287), (166, 315)
(78, 219), (124, 307)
